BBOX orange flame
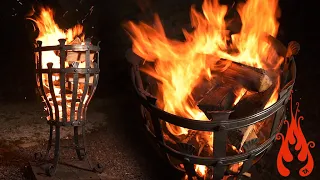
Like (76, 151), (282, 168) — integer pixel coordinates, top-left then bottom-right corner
(28, 7), (91, 121)
(276, 91), (315, 177)
(28, 7), (84, 68)
(125, 0), (282, 177)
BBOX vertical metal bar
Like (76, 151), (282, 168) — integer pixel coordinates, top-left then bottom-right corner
(81, 125), (95, 170)
(270, 106), (285, 137)
(77, 38), (91, 121)
(213, 126), (227, 180)
(36, 41), (53, 120)
(237, 154), (255, 179)
(70, 72), (79, 122)
(58, 39), (67, 123)
(74, 126), (84, 160)
(45, 125), (53, 160)
(96, 42), (101, 66)
(46, 125), (61, 176)
(83, 61), (99, 120)
(47, 63), (60, 121)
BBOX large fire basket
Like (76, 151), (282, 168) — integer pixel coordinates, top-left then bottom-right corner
(126, 41), (297, 179)
(34, 38), (102, 176)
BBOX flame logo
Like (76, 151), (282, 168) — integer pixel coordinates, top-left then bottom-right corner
(276, 90), (315, 177)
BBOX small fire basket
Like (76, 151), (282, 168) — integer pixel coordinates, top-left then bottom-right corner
(34, 38), (102, 176)
(126, 39), (298, 179)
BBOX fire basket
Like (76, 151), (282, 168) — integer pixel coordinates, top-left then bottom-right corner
(126, 42), (296, 179)
(127, 42), (297, 179)
(124, 0), (300, 178)
(34, 38), (103, 176)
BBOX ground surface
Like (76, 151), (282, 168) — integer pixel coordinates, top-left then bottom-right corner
(0, 91), (319, 180)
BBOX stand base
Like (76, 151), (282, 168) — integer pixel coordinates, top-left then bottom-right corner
(26, 161), (117, 180)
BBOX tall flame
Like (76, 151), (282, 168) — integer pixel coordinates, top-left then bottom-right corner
(28, 7), (87, 120)
(28, 7), (84, 68)
(125, 0), (282, 176)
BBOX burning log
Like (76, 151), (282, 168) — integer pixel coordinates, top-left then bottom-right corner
(229, 73), (278, 119)
(228, 71), (278, 152)
(197, 84), (242, 111)
(207, 59), (273, 93)
(66, 51), (95, 64)
(265, 35), (287, 58)
(227, 126), (258, 152)
(54, 37), (95, 65)
(191, 76), (221, 104)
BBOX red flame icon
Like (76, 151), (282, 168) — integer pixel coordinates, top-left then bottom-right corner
(276, 91), (315, 177)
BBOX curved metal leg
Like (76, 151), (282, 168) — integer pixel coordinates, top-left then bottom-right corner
(35, 125), (53, 162)
(45, 125), (54, 160)
(45, 126), (61, 176)
(81, 125), (104, 173)
(74, 126), (85, 160)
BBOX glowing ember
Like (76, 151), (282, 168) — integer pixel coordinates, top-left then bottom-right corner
(125, 0), (282, 177)
(29, 7), (90, 121)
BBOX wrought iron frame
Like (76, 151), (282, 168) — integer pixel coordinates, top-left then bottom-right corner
(34, 38), (102, 176)
(126, 48), (296, 180)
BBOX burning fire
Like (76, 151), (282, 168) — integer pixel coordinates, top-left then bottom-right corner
(28, 7), (84, 68)
(29, 7), (90, 121)
(125, 0), (283, 177)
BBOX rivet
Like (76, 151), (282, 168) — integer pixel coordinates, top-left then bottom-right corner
(184, 157), (190, 162)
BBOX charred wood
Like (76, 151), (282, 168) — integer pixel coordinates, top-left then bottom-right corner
(265, 35), (287, 58)
(191, 76), (222, 104)
(207, 59), (273, 93)
(227, 126), (258, 152)
(229, 74), (277, 119)
(197, 84), (241, 112)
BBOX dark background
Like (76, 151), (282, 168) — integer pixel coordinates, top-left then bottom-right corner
(0, 0), (316, 100)
(0, 0), (319, 179)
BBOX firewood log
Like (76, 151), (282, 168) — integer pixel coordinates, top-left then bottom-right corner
(197, 84), (242, 111)
(228, 71), (279, 152)
(207, 58), (273, 92)
(229, 69), (278, 119)
(227, 125), (258, 152)
(265, 35), (287, 58)
(191, 76), (222, 104)
(65, 51), (95, 64)
(54, 37), (95, 65)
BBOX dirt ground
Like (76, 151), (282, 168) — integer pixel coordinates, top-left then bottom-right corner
(0, 92), (318, 180)
(0, 96), (179, 180)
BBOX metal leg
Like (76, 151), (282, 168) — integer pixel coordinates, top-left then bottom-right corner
(34, 124), (53, 162)
(74, 126), (85, 160)
(45, 125), (53, 160)
(45, 126), (61, 176)
(81, 125), (104, 173)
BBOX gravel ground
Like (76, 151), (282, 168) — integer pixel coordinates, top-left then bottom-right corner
(0, 95), (180, 180)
